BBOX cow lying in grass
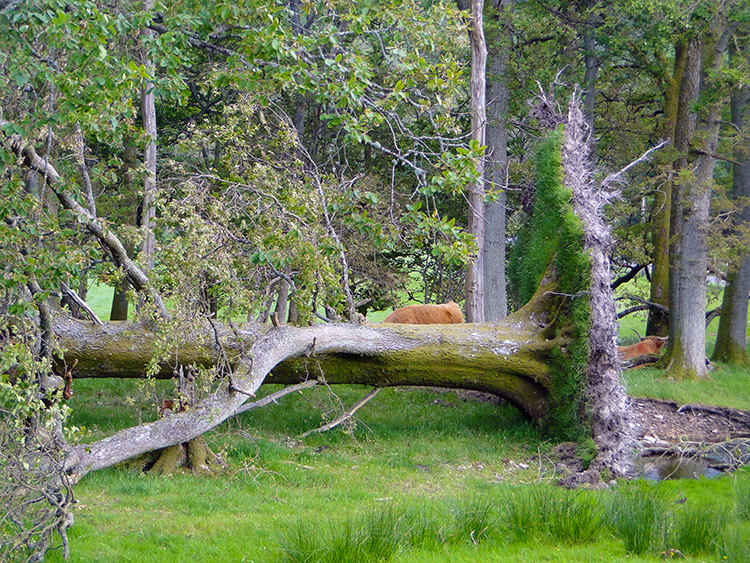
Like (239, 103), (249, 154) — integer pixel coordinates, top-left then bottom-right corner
(617, 330), (668, 361)
(384, 302), (464, 324)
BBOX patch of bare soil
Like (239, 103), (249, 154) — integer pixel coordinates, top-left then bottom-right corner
(630, 397), (750, 447)
(456, 389), (750, 447)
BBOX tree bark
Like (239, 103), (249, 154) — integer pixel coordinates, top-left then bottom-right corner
(666, 35), (710, 379)
(646, 41), (686, 337)
(666, 37), (701, 370)
(482, 0), (512, 321)
(564, 91), (634, 477)
(666, 16), (735, 379)
(465, 0), (487, 322)
(713, 52), (750, 365)
(141, 0), (157, 270)
(58, 282), (563, 479)
(109, 282), (130, 321)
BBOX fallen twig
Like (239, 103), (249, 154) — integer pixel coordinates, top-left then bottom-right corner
(234, 379), (319, 415)
(300, 387), (381, 438)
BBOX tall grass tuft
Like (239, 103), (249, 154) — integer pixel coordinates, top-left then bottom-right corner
(499, 486), (602, 546)
(734, 477), (750, 520)
(358, 506), (406, 560)
(718, 526), (750, 562)
(325, 521), (368, 563)
(500, 486), (551, 544)
(279, 520), (327, 563)
(668, 505), (728, 557)
(399, 504), (446, 551)
(279, 506), (407, 563)
(449, 496), (496, 545)
(545, 490), (602, 545)
(605, 485), (671, 555)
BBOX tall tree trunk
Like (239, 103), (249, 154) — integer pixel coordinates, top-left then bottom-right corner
(667, 37), (701, 357)
(666, 16), (734, 379)
(646, 41), (687, 337)
(563, 92), (634, 477)
(713, 49), (750, 365)
(275, 277), (290, 322)
(110, 143), (140, 321)
(465, 0), (487, 322)
(482, 0), (512, 321)
(581, 3), (599, 145)
(141, 0), (157, 271)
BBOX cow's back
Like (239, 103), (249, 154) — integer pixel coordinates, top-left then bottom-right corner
(384, 302), (464, 324)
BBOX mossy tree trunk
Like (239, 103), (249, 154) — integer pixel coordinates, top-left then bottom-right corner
(664, 14), (735, 379)
(646, 40), (686, 338)
(4, 96), (634, 483)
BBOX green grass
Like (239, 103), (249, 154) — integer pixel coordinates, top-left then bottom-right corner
(604, 484), (671, 555)
(39, 279), (750, 562)
(45, 369), (750, 562)
(624, 364), (750, 411)
(735, 477), (750, 521)
(669, 504), (728, 557)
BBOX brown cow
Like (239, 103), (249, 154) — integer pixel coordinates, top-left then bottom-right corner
(617, 330), (668, 361)
(383, 302), (464, 324)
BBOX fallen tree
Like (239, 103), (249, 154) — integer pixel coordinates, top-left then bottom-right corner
(49, 93), (646, 482)
(2, 92), (664, 560)
(56, 277), (561, 478)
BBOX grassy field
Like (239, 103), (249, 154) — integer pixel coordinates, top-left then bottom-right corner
(42, 282), (750, 562)
(48, 376), (750, 563)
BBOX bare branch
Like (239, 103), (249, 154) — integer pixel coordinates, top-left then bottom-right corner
(234, 380), (319, 415)
(299, 387), (381, 437)
(617, 294), (670, 316)
(60, 283), (103, 326)
(617, 304), (651, 318)
(601, 140), (670, 191)
(611, 264), (645, 290)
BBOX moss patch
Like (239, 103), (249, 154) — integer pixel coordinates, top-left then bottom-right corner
(508, 129), (592, 444)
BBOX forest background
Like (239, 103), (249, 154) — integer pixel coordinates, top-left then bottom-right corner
(1, 0), (749, 561)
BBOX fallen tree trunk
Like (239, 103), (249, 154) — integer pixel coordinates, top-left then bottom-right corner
(58, 281), (564, 480)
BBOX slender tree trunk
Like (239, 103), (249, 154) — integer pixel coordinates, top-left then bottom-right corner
(713, 52), (750, 365)
(647, 41), (686, 337)
(482, 0), (512, 321)
(275, 277), (290, 322)
(110, 142), (139, 320)
(581, 7), (599, 145)
(141, 0), (157, 270)
(110, 279), (130, 321)
(465, 0), (487, 322)
(287, 294), (299, 324)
